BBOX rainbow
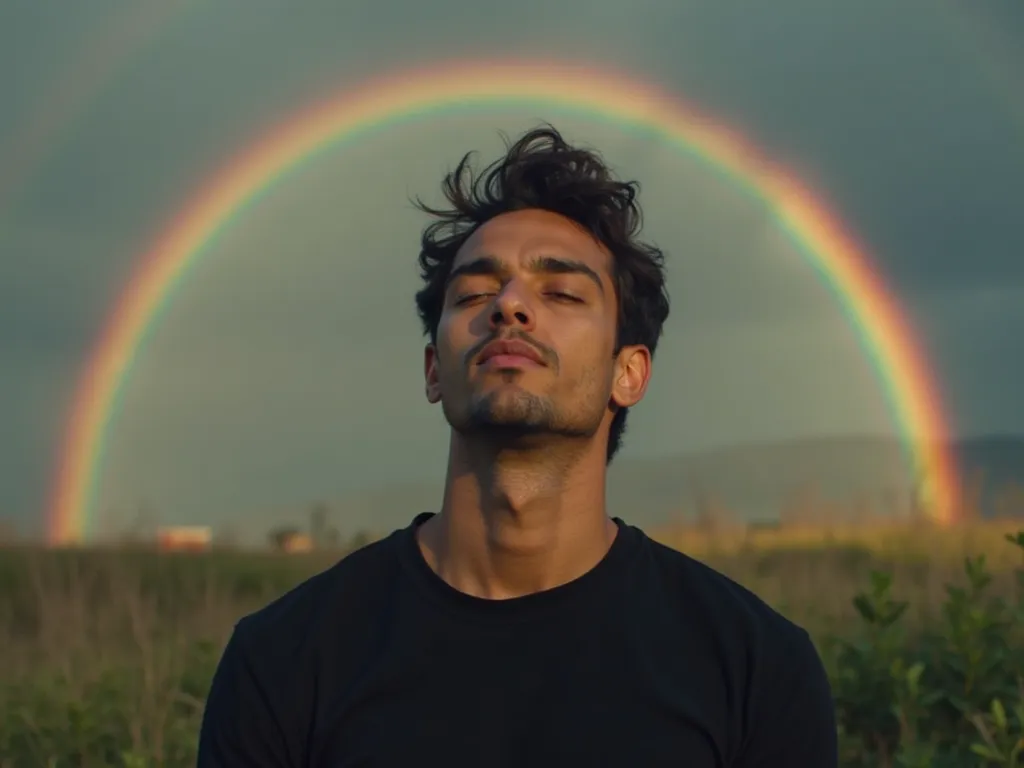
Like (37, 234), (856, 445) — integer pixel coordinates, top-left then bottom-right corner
(46, 59), (961, 544)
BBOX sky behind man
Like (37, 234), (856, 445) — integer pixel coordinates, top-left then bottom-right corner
(1, 2), (1023, 536)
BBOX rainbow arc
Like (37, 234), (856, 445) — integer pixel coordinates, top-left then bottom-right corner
(47, 60), (961, 544)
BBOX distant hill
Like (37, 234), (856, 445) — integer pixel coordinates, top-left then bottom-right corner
(956, 435), (1024, 516)
(307, 434), (1024, 537)
(606, 435), (915, 525)
(210, 434), (1024, 545)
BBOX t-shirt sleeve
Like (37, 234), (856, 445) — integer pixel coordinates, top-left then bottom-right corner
(197, 624), (295, 768)
(734, 627), (838, 768)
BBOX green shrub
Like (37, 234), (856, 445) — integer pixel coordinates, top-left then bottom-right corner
(827, 532), (1024, 767)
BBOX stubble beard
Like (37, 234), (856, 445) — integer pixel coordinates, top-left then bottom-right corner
(446, 380), (603, 442)
(467, 386), (559, 438)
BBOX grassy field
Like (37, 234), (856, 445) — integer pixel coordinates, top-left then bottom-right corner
(0, 519), (1022, 767)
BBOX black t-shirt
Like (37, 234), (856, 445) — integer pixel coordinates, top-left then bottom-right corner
(198, 513), (837, 767)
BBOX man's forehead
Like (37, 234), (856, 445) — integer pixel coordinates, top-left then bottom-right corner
(453, 210), (612, 272)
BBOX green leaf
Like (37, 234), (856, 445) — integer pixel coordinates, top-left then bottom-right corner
(992, 698), (1008, 731)
(870, 569), (894, 594)
(852, 593), (877, 623)
(906, 662), (925, 692)
(971, 743), (1005, 761)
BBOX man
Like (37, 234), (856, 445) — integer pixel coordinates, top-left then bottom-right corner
(198, 126), (838, 767)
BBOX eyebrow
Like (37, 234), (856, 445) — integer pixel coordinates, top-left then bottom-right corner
(446, 254), (606, 295)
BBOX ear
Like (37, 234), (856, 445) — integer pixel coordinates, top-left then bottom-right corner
(424, 343), (442, 404)
(610, 345), (652, 409)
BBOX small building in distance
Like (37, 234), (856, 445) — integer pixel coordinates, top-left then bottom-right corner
(157, 526), (212, 552)
(280, 531), (314, 554)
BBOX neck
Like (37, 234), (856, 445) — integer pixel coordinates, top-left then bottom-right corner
(417, 433), (617, 600)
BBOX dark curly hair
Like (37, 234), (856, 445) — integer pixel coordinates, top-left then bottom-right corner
(413, 125), (670, 463)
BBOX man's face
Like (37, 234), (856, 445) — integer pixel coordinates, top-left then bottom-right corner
(424, 209), (650, 444)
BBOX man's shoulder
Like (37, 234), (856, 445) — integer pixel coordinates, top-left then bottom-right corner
(643, 533), (811, 650)
(640, 532), (828, 723)
(634, 532), (835, 762)
(232, 530), (402, 653)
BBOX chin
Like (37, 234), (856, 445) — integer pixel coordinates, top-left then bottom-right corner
(467, 388), (556, 430)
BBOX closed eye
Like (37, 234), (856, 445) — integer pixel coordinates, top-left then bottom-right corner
(545, 291), (583, 303)
(454, 292), (495, 306)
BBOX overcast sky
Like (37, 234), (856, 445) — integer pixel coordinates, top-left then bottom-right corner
(1, 0), (1022, 538)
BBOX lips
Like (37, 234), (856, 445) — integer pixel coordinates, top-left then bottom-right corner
(476, 339), (546, 368)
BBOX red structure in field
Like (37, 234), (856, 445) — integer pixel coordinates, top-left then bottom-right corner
(156, 526), (212, 552)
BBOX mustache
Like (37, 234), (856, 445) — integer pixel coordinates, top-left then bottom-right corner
(464, 330), (557, 368)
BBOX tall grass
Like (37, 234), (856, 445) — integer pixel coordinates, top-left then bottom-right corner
(0, 520), (1021, 767)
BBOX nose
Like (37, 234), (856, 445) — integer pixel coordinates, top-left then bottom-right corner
(489, 281), (535, 331)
